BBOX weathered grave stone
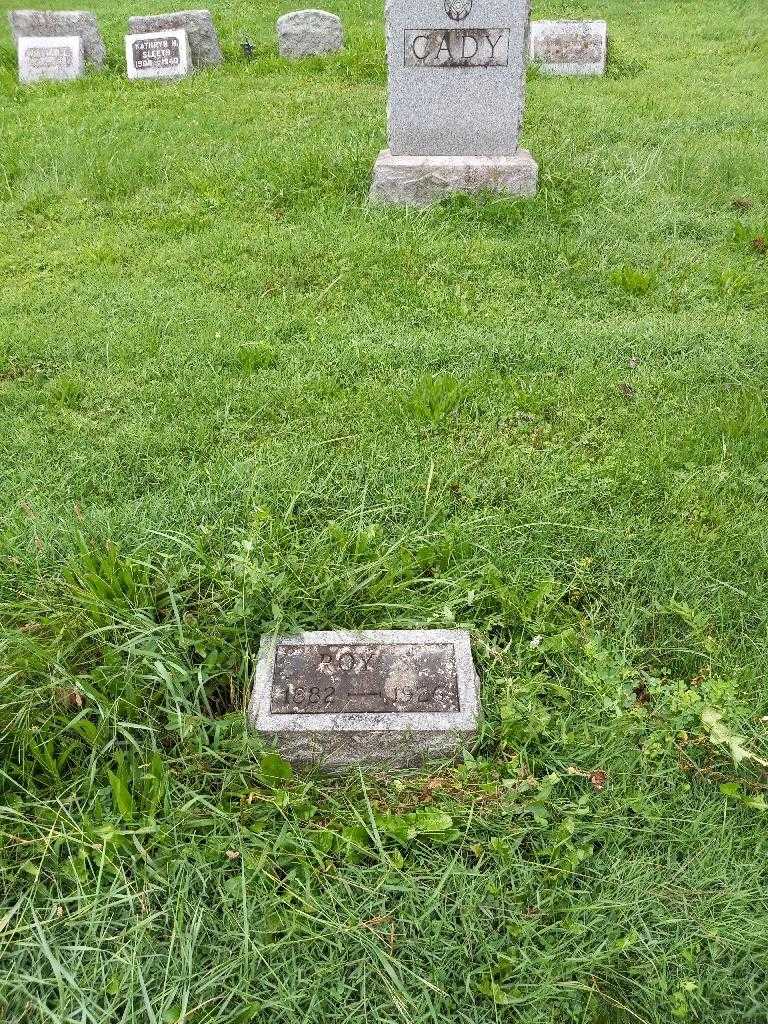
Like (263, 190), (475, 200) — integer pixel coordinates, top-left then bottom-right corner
(17, 34), (84, 83)
(277, 9), (344, 58)
(127, 10), (222, 68)
(370, 0), (538, 205)
(249, 629), (480, 768)
(125, 28), (192, 80)
(529, 20), (607, 75)
(9, 9), (105, 66)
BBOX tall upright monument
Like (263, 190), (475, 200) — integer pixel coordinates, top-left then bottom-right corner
(370, 0), (538, 206)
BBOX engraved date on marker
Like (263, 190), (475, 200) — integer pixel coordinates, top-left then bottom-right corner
(270, 642), (461, 715)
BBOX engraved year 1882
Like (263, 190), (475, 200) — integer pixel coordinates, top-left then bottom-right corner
(269, 642), (461, 715)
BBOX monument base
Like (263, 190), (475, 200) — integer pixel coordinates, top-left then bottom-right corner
(257, 728), (477, 770)
(369, 148), (538, 207)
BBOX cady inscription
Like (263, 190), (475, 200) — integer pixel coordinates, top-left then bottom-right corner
(270, 642), (461, 714)
(404, 28), (510, 67)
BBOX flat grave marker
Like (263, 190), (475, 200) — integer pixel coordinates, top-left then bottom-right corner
(249, 629), (480, 768)
(529, 19), (607, 75)
(18, 34), (84, 83)
(125, 28), (192, 80)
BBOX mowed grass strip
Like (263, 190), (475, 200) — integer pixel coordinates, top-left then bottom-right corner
(1, 0), (768, 1020)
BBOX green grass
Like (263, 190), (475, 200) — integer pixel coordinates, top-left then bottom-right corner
(2, 0), (768, 1019)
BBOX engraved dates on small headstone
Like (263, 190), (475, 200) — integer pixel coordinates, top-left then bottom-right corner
(29, 44), (73, 68)
(18, 35), (84, 83)
(9, 11), (106, 67)
(249, 629), (480, 768)
(133, 34), (181, 71)
(125, 28), (192, 80)
(271, 642), (461, 714)
(127, 10), (223, 68)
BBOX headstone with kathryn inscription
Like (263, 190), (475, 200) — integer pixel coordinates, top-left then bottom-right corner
(125, 28), (192, 80)
(127, 10), (222, 68)
(369, 0), (538, 205)
(249, 629), (480, 768)
(529, 20), (607, 75)
(9, 9), (105, 66)
(18, 34), (84, 83)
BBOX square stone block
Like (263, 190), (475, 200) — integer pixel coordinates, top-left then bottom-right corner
(529, 19), (607, 75)
(127, 10), (222, 68)
(18, 34), (84, 83)
(248, 629), (480, 768)
(125, 28), (192, 80)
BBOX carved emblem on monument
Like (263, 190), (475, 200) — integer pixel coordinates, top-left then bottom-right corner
(444, 0), (473, 22)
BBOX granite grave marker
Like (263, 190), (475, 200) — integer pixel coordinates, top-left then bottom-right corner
(529, 19), (607, 75)
(9, 9), (105, 66)
(17, 34), (84, 83)
(277, 9), (344, 58)
(125, 28), (192, 80)
(249, 629), (480, 768)
(369, 0), (538, 205)
(127, 10), (222, 68)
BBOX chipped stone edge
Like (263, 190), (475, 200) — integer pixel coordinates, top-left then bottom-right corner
(276, 9), (343, 32)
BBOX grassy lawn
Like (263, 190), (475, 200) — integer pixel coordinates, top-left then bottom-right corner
(2, 0), (768, 1019)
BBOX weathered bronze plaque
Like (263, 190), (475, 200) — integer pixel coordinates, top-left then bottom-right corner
(270, 642), (460, 714)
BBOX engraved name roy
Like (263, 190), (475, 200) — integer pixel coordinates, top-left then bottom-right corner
(270, 642), (461, 714)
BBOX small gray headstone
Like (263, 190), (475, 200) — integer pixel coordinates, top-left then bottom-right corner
(529, 19), (607, 75)
(18, 34), (84, 83)
(125, 28), (192, 80)
(249, 629), (480, 768)
(127, 10), (222, 68)
(370, 0), (538, 205)
(9, 9), (105, 66)
(277, 9), (344, 58)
